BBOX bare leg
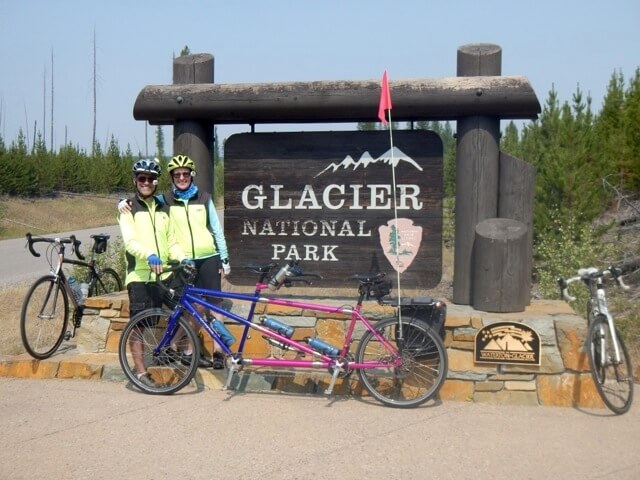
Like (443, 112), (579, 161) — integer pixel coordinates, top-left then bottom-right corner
(130, 325), (147, 374)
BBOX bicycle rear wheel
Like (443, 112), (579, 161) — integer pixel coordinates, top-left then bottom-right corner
(20, 275), (69, 359)
(587, 316), (634, 414)
(90, 267), (123, 296)
(356, 317), (447, 408)
(118, 308), (200, 394)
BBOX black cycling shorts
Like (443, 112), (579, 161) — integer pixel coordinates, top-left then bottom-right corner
(195, 256), (222, 304)
(127, 281), (164, 319)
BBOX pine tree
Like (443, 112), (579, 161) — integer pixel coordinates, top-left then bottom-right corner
(155, 126), (165, 161)
(592, 71), (625, 182)
(501, 121), (520, 157)
(622, 68), (640, 190)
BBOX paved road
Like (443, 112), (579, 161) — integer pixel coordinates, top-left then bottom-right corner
(1, 377), (638, 480)
(1, 208), (224, 288)
(0, 225), (122, 288)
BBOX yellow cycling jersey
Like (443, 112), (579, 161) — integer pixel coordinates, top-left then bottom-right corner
(118, 196), (183, 285)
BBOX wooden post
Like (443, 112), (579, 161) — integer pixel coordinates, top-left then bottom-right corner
(473, 218), (528, 312)
(452, 44), (502, 305)
(173, 54), (214, 194)
(499, 152), (536, 306)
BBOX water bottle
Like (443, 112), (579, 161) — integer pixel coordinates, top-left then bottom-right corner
(210, 319), (236, 346)
(68, 276), (83, 304)
(268, 263), (291, 291)
(79, 282), (89, 301)
(261, 317), (294, 338)
(68, 276), (84, 305)
(305, 337), (339, 357)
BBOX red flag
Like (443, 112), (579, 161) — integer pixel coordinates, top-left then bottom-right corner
(378, 70), (392, 124)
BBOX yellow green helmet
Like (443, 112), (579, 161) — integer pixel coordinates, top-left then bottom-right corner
(168, 154), (196, 173)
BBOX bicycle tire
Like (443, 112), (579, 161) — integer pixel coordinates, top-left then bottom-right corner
(587, 316), (634, 414)
(118, 308), (200, 395)
(356, 317), (448, 408)
(89, 267), (123, 296)
(20, 275), (69, 359)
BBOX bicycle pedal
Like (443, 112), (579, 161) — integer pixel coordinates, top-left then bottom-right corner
(64, 331), (72, 341)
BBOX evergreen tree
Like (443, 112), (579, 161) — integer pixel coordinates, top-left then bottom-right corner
(622, 68), (640, 190)
(102, 135), (124, 193)
(501, 121), (520, 157)
(592, 70), (625, 183)
(31, 132), (51, 195)
(155, 126), (165, 161)
(524, 85), (601, 234)
(2, 131), (29, 195)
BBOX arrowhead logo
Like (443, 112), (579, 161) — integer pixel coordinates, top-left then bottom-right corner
(378, 218), (422, 273)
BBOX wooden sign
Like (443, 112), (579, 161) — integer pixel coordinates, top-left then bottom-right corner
(224, 130), (443, 288)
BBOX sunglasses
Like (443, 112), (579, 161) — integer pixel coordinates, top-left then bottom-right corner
(136, 175), (157, 184)
(172, 172), (191, 179)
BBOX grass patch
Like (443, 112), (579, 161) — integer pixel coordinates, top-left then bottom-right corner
(0, 282), (31, 355)
(0, 194), (120, 240)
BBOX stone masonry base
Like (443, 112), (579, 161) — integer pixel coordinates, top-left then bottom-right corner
(0, 292), (607, 409)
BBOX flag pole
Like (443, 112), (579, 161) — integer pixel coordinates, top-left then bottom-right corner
(386, 108), (403, 318)
(378, 70), (403, 326)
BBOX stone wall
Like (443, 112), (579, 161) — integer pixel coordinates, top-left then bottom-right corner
(73, 292), (605, 409)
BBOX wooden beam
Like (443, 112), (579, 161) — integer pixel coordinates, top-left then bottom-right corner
(133, 76), (540, 125)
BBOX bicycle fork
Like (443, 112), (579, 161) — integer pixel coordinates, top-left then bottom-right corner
(596, 289), (623, 367)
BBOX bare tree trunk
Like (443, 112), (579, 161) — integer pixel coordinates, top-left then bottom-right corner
(51, 49), (54, 152)
(43, 67), (46, 149)
(92, 29), (97, 156)
(23, 104), (30, 148)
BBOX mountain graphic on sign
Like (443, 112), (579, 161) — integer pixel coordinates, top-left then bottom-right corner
(314, 146), (423, 178)
(484, 334), (530, 351)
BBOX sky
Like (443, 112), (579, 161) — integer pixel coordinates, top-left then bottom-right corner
(1, 0), (638, 156)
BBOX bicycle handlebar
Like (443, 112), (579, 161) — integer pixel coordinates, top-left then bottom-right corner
(150, 260), (198, 299)
(557, 266), (631, 302)
(25, 232), (85, 260)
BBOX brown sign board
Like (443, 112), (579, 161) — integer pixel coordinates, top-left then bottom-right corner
(224, 130), (443, 288)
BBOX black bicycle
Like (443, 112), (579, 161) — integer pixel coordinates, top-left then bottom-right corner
(20, 232), (123, 359)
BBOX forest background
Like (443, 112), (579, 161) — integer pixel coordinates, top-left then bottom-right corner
(0, 68), (639, 374)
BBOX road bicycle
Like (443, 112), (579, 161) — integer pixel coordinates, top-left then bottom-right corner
(558, 266), (634, 414)
(20, 232), (123, 359)
(118, 260), (448, 408)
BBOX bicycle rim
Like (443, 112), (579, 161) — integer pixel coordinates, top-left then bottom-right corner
(587, 317), (634, 414)
(90, 268), (123, 296)
(356, 318), (447, 408)
(20, 276), (69, 359)
(118, 308), (200, 395)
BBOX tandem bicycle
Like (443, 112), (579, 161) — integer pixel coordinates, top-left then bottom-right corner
(118, 260), (448, 408)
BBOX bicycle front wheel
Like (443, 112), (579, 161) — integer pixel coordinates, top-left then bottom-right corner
(118, 308), (200, 395)
(20, 275), (69, 359)
(356, 317), (448, 408)
(587, 316), (634, 414)
(90, 267), (123, 296)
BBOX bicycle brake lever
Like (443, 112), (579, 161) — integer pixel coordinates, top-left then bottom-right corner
(70, 235), (86, 261)
(617, 276), (631, 291)
(557, 278), (576, 302)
